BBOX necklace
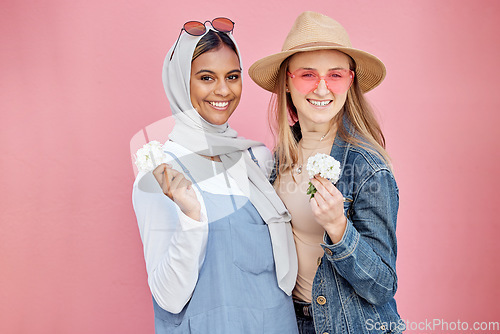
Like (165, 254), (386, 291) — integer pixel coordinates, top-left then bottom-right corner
(294, 128), (332, 175)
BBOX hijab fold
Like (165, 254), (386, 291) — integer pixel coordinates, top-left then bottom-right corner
(162, 28), (297, 295)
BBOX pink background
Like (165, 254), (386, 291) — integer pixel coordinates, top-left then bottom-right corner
(2, 1), (500, 333)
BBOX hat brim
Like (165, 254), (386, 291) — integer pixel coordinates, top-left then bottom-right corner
(248, 45), (386, 93)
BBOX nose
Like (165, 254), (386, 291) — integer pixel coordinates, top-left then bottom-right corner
(214, 79), (230, 97)
(313, 78), (329, 96)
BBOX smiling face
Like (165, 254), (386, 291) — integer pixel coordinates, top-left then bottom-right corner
(287, 50), (352, 132)
(189, 45), (242, 125)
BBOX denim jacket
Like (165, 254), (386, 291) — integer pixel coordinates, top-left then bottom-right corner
(270, 125), (404, 334)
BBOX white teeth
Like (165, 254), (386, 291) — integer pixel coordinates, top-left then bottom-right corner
(309, 100), (331, 106)
(209, 101), (229, 108)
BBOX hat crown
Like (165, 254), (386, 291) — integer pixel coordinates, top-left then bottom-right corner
(282, 11), (352, 51)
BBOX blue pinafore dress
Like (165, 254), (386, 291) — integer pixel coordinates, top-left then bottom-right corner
(152, 151), (298, 334)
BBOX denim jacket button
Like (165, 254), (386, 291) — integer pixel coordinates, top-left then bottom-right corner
(316, 296), (327, 305)
(324, 248), (333, 256)
(380, 325), (386, 330)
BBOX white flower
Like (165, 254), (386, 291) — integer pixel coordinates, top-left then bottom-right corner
(306, 153), (341, 182)
(134, 141), (168, 172)
(306, 153), (341, 198)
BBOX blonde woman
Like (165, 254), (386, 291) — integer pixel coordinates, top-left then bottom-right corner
(249, 12), (404, 334)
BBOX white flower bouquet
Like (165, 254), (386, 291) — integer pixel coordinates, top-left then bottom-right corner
(134, 141), (168, 172)
(306, 153), (341, 198)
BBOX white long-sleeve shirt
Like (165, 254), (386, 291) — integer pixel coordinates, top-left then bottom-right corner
(132, 141), (272, 313)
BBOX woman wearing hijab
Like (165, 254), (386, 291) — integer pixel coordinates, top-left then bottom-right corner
(249, 12), (404, 334)
(132, 18), (298, 333)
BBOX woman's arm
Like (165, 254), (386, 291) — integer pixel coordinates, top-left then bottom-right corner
(324, 169), (398, 305)
(132, 170), (208, 313)
(312, 169), (399, 305)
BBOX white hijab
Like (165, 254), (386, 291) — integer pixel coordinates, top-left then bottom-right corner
(162, 28), (297, 295)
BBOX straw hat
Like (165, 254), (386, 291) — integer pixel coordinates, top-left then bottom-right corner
(248, 11), (386, 93)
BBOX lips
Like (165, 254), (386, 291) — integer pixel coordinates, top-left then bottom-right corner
(208, 101), (230, 110)
(307, 99), (332, 107)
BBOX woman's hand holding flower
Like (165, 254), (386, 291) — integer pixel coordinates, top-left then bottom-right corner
(309, 175), (347, 244)
(135, 141), (201, 221)
(153, 163), (201, 221)
(305, 153), (346, 244)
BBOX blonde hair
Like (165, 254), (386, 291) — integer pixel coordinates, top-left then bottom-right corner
(270, 53), (391, 180)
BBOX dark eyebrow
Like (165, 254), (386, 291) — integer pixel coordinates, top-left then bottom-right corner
(194, 69), (216, 75)
(194, 68), (242, 76)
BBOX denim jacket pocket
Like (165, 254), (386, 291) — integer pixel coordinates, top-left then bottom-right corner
(229, 218), (274, 274)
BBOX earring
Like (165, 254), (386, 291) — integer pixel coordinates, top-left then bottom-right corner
(286, 87), (290, 92)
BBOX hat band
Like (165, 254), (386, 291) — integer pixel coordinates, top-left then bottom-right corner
(287, 41), (344, 51)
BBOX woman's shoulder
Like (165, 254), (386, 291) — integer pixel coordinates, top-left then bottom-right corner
(341, 142), (393, 183)
(339, 142), (398, 195)
(348, 145), (389, 169)
(162, 140), (207, 172)
(339, 119), (392, 174)
(162, 140), (192, 160)
(248, 145), (273, 177)
(249, 145), (272, 160)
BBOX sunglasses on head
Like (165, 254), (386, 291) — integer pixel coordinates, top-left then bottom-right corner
(170, 17), (235, 60)
(287, 68), (355, 95)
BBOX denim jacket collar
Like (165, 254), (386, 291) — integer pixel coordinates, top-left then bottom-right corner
(329, 116), (358, 181)
(330, 133), (349, 180)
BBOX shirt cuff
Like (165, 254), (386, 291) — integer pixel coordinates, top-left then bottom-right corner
(321, 219), (360, 261)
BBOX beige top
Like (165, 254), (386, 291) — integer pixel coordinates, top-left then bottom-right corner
(274, 130), (335, 302)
